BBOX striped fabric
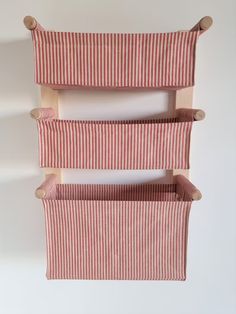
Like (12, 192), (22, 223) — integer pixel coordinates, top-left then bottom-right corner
(43, 184), (192, 280)
(31, 30), (200, 89)
(37, 118), (193, 169)
(56, 183), (183, 201)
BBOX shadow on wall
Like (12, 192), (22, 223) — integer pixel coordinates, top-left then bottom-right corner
(0, 38), (39, 167)
(60, 88), (176, 121)
(0, 38), (38, 103)
(0, 113), (38, 167)
(0, 39), (42, 258)
(0, 176), (44, 258)
(63, 169), (174, 184)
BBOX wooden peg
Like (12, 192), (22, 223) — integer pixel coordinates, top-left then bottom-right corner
(175, 175), (202, 201)
(30, 108), (55, 120)
(191, 16), (213, 32)
(177, 108), (205, 121)
(199, 16), (213, 31)
(23, 16), (37, 30)
(35, 174), (57, 199)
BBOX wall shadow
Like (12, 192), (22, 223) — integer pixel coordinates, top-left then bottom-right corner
(0, 175), (45, 258)
(0, 38), (38, 104)
(0, 38), (41, 258)
(0, 113), (38, 167)
(60, 88), (176, 120)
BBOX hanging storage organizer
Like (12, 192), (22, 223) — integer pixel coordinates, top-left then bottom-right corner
(25, 15), (212, 280)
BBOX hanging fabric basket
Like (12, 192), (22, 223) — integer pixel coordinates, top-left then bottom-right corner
(37, 117), (195, 170)
(41, 181), (194, 280)
(30, 29), (200, 89)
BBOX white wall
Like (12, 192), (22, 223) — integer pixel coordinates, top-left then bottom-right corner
(0, 0), (236, 313)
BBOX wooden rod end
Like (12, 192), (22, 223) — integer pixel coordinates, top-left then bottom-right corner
(192, 190), (202, 201)
(199, 16), (213, 31)
(35, 188), (46, 199)
(175, 175), (202, 201)
(23, 15), (37, 30)
(30, 109), (41, 120)
(35, 174), (57, 199)
(176, 108), (206, 121)
(30, 108), (55, 120)
(194, 109), (205, 121)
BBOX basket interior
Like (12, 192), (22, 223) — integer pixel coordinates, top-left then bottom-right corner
(52, 184), (192, 201)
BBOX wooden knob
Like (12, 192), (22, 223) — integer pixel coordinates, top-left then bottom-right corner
(35, 188), (46, 199)
(30, 108), (55, 120)
(175, 175), (202, 201)
(35, 174), (57, 199)
(192, 190), (202, 201)
(177, 109), (206, 121)
(30, 109), (41, 120)
(194, 109), (205, 121)
(199, 16), (213, 31)
(23, 15), (37, 30)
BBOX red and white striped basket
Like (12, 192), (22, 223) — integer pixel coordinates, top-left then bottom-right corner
(31, 29), (200, 89)
(42, 183), (192, 280)
(37, 117), (194, 170)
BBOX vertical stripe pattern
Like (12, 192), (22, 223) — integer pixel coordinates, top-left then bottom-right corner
(42, 183), (192, 280)
(56, 183), (183, 201)
(31, 30), (200, 88)
(37, 118), (193, 169)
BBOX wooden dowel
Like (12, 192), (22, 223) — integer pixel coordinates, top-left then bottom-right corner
(35, 174), (57, 199)
(191, 16), (213, 32)
(175, 175), (202, 201)
(30, 108), (55, 120)
(23, 15), (45, 31)
(23, 16), (37, 30)
(176, 108), (205, 121)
